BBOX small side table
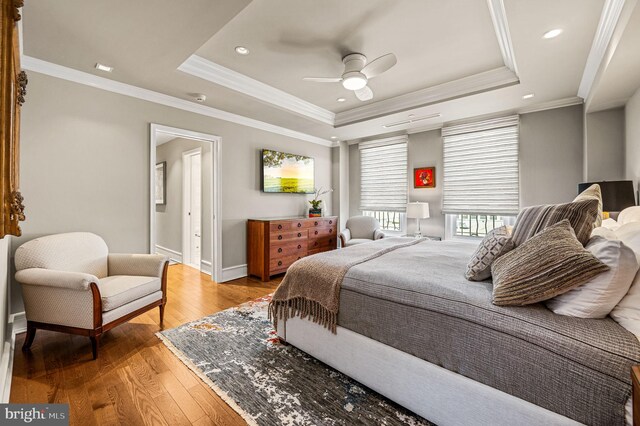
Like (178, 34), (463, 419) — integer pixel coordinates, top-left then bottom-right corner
(632, 366), (640, 425)
(402, 234), (441, 241)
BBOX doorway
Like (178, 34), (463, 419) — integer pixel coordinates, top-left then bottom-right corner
(149, 124), (222, 282)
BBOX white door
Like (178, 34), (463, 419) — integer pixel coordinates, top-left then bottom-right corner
(183, 150), (202, 270)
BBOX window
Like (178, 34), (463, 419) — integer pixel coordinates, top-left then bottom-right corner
(442, 116), (519, 237)
(359, 137), (408, 232)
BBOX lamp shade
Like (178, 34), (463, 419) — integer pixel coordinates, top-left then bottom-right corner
(406, 202), (430, 219)
(578, 181), (636, 211)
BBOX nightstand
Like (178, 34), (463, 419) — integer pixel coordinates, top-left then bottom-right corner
(632, 366), (640, 425)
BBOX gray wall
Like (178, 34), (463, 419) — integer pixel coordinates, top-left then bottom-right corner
(12, 71), (332, 312)
(155, 138), (212, 263)
(626, 88), (640, 194)
(585, 108), (625, 181)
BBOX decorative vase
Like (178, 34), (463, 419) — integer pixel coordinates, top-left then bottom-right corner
(309, 208), (322, 218)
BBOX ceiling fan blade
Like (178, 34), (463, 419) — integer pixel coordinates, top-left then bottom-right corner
(303, 77), (342, 83)
(354, 85), (373, 101)
(361, 53), (397, 79)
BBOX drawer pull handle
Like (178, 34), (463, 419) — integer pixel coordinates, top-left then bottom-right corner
(297, 223), (302, 228)
(329, 220), (333, 224)
(278, 224), (282, 230)
(297, 244), (301, 249)
(314, 221), (318, 226)
(329, 239), (333, 243)
(297, 232), (302, 237)
(278, 235), (282, 240)
(314, 242), (318, 246)
(278, 261), (282, 266)
(329, 228), (333, 233)
(297, 257), (301, 260)
(278, 248), (282, 253)
(314, 230), (318, 235)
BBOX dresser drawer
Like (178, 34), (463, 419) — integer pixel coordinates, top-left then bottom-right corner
(270, 242), (307, 258)
(270, 230), (307, 242)
(309, 226), (335, 238)
(270, 254), (303, 271)
(308, 236), (336, 250)
(270, 220), (306, 232)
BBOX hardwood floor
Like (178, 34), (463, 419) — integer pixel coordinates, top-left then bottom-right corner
(10, 264), (281, 425)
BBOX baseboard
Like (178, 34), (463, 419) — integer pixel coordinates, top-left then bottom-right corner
(201, 260), (212, 276)
(221, 264), (247, 282)
(155, 245), (183, 264)
(0, 312), (26, 403)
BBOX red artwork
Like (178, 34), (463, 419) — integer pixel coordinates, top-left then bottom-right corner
(414, 167), (435, 188)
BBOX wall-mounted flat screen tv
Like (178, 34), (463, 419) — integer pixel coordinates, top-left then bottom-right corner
(261, 149), (314, 194)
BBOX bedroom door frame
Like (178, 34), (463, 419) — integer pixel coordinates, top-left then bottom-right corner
(182, 148), (203, 270)
(149, 123), (222, 282)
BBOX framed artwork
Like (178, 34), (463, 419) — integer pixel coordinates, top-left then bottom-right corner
(155, 162), (166, 205)
(414, 167), (435, 188)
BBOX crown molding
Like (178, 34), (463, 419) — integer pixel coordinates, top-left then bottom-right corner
(21, 56), (333, 147)
(516, 96), (583, 114)
(487, 0), (518, 75)
(334, 67), (519, 127)
(179, 55), (335, 125)
(578, 0), (627, 99)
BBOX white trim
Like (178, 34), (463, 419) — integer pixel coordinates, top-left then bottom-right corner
(155, 245), (183, 263)
(486, 0), (519, 75)
(182, 148), (203, 271)
(334, 67), (519, 127)
(8, 313), (26, 336)
(150, 124), (223, 283)
(577, 0), (627, 99)
(1, 313), (26, 403)
(201, 260), (212, 276)
(179, 55), (335, 126)
(517, 96), (583, 114)
(22, 56), (333, 147)
(221, 264), (248, 282)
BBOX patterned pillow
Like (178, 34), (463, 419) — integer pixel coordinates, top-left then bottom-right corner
(573, 183), (603, 228)
(465, 226), (514, 281)
(492, 220), (609, 306)
(511, 199), (599, 246)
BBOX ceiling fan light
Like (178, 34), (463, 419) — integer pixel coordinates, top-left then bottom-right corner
(342, 72), (367, 90)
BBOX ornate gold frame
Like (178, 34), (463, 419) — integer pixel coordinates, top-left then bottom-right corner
(0, 0), (25, 238)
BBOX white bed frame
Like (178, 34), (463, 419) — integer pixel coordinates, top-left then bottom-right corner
(278, 317), (632, 426)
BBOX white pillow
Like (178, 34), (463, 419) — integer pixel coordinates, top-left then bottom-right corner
(601, 218), (621, 231)
(591, 226), (618, 240)
(618, 206), (640, 225)
(615, 222), (640, 261)
(546, 236), (639, 318)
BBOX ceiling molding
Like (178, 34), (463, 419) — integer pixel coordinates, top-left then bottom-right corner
(516, 96), (583, 114)
(486, 0), (519, 75)
(334, 67), (519, 127)
(588, 97), (628, 112)
(179, 55), (335, 125)
(578, 0), (627, 99)
(21, 56), (333, 147)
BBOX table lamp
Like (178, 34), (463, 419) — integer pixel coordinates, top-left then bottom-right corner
(406, 202), (430, 237)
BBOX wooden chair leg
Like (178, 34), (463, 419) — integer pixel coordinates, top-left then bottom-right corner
(90, 335), (100, 360)
(22, 323), (36, 351)
(159, 304), (165, 325)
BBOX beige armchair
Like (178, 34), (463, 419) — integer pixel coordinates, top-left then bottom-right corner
(14, 232), (168, 359)
(339, 215), (385, 247)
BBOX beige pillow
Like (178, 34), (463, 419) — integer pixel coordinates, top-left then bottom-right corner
(465, 226), (514, 281)
(545, 236), (638, 318)
(510, 199), (599, 246)
(573, 183), (603, 227)
(492, 220), (609, 306)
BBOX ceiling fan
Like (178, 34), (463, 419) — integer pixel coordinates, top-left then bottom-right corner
(303, 52), (397, 101)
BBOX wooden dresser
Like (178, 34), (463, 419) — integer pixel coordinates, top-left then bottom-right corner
(247, 216), (338, 281)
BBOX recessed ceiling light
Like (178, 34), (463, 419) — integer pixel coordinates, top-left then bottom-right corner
(95, 63), (113, 72)
(235, 46), (250, 55)
(543, 29), (563, 39)
(337, 97), (346, 102)
(330, 136), (337, 139)
(522, 93), (535, 100)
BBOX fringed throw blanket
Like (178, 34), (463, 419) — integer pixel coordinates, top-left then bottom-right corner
(269, 237), (425, 333)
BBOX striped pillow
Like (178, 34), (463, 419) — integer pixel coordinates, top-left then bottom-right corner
(511, 199), (599, 246)
(492, 220), (609, 306)
(573, 184), (603, 228)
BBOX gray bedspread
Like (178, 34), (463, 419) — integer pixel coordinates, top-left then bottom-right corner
(336, 238), (640, 426)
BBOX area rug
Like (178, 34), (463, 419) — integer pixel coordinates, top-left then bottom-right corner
(157, 295), (433, 426)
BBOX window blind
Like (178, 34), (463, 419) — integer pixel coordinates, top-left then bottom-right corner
(359, 136), (408, 212)
(442, 115), (519, 215)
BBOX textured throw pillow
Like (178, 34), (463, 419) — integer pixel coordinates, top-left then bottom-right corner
(465, 226), (514, 281)
(492, 220), (609, 306)
(545, 236), (639, 318)
(573, 183), (603, 227)
(511, 199), (599, 246)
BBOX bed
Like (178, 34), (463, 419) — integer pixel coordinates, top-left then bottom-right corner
(275, 237), (640, 426)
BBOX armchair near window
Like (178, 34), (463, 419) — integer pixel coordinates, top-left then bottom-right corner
(14, 232), (168, 359)
(339, 215), (385, 247)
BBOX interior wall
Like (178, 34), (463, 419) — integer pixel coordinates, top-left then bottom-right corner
(155, 137), (212, 265)
(0, 237), (8, 363)
(585, 107), (625, 181)
(12, 71), (332, 313)
(626, 88), (640, 195)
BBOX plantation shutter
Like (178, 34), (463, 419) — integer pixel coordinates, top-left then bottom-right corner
(442, 115), (519, 215)
(359, 136), (408, 212)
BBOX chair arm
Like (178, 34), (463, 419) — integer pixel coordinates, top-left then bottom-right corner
(108, 253), (168, 278)
(339, 229), (351, 247)
(374, 229), (385, 240)
(15, 268), (98, 291)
